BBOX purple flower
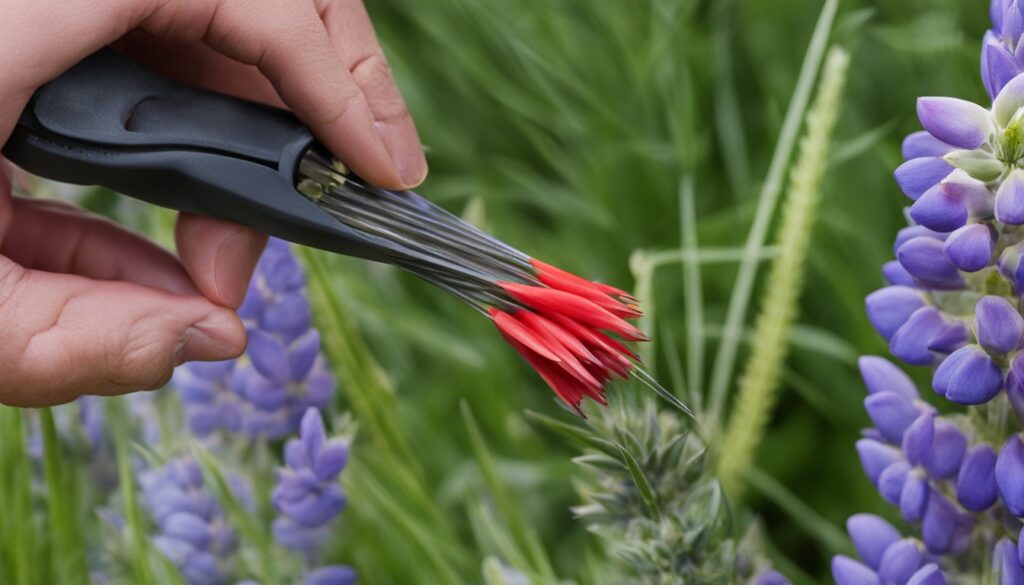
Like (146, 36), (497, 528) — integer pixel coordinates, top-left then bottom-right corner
(833, 517), (943, 585)
(174, 239), (336, 441)
(943, 223), (994, 272)
(859, 356), (919, 399)
(916, 97), (994, 150)
(139, 457), (247, 585)
(996, 434), (1024, 516)
(272, 408), (350, 557)
(894, 158), (954, 201)
(902, 131), (954, 160)
(896, 238), (963, 290)
(957, 444), (999, 511)
(995, 538), (1024, 585)
(977, 296), (1024, 354)
(1000, 243), (1024, 293)
(932, 346), (1003, 405)
(889, 307), (949, 365)
(865, 287), (926, 341)
(305, 566), (358, 585)
(996, 170), (1024, 225)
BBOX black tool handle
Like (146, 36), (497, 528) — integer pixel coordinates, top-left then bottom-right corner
(3, 49), (389, 262)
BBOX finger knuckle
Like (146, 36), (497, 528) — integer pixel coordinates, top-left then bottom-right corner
(107, 314), (177, 391)
(351, 51), (409, 123)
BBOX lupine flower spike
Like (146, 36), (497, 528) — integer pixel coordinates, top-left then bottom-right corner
(297, 152), (687, 416)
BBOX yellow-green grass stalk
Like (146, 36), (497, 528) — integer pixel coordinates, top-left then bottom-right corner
(717, 47), (850, 498)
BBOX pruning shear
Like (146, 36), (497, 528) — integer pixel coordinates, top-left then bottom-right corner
(2, 48), (392, 262)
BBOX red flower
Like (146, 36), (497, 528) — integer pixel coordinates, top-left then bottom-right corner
(490, 259), (646, 414)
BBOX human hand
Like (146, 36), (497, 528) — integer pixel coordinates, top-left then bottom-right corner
(0, 0), (426, 406)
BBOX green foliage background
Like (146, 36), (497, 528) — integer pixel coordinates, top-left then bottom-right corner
(0, 0), (998, 583)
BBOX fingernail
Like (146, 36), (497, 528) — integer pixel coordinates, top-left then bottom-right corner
(176, 310), (244, 364)
(398, 152), (428, 188)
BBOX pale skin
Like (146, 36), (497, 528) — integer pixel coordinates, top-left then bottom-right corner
(0, 0), (427, 407)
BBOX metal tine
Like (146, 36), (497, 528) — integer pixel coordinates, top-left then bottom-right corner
(324, 184), (531, 272)
(340, 180), (532, 267)
(321, 194), (531, 281)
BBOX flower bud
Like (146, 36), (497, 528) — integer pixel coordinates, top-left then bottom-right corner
(957, 444), (998, 511)
(997, 434), (1024, 516)
(917, 97), (994, 149)
(858, 356), (919, 399)
(896, 237), (964, 288)
(933, 345), (1003, 405)
(922, 420), (967, 479)
(882, 260), (916, 286)
(890, 308), (948, 365)
(879, 462), (911, 505)
(894, 226), (948, 255)
(857, 439), (903, 485)
(902, 412), (935, 465)
(977, 295), (1024, 354)
(944, 223), (995, 272)
(984, 37), (1021, 100)
(921, 490), (956, 554)
(900, 473), (929, 522)
(994, 68), (1024, 127)
(909, 185), (967, 232)
(999, 170), (1024, 225)
(902, 131), (954, 160)
(847, 514), (901, 570)
(905, 564), (946, 585)
(994, 538), (1024, 585)
(865, 287), (926, 341)
(878, 539), (922, 585)
(894, 158), (954, 201)
(927, 322), (970, 354)
(832, 557), (881, 585)
(865, 392), (921, 443)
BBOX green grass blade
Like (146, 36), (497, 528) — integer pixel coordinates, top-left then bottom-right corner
(679, 176), (705, 416)
(0, 407), (38, 585)
(706, 0), (840, 429)
(39, 408), (89, 585)
(718, 47), (850, 497)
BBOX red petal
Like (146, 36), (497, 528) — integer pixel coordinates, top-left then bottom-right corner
(532, 262), (642, 319)
(489, 308), (561, 362)
(530, 259), (635, 300)
(499, 282), (648, 341)
(516, 311), (602, 390)
(517, 311), (599, 364)
(550, 314), (641, 363)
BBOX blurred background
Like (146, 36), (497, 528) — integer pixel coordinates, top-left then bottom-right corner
(3, 0), (1000, 583)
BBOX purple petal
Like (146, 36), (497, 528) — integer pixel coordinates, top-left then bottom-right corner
(944, 223), (994, 272)
(894, 158), (954, 201)
(1000, 243), (1024, 292)
(305, 566), (359, 585)
(890, 307), (947, 366)
(906, 565), (946, 585)
(288, 330), (322, 381)
(909, 185), (968, 232)
(896, 237), (963, 287)
(957, 444), (999, 511)
(902, 412), (935, 465)
(923, 420), (968, 479)
(865, 287), (926, 341)
(943, 346), (1004, 405)
(878, 539), (922, 585)
(300, 408), (327, 459)
(752, 570), (791, 585)
(917, 97), (994, 149)
(847, 514), (901, 570)
(921, 491), (956, 554)
(977, 295), (1024, 354)
(246, 330), (291, 384)
(313, 439), (349, 481)
(995, 538), (1024, 585)
(902, 131), (954, 160)
(894, 226), (948, 254)
(900, 473), (929, 522)
(883, 260), (916, 286)
(998, 170), (1024, 225)
(927, 322), (970, 353)
(272, 517), (324, 552)
(997, 434), (1024, 516)
(879, 462), (911, 506)
(832, 556), (882, 585)
(261, 292), (312, 342)
(986, 42), (1021, 100)
(162, 512), (212, 550)
(858, 356), (919, 399)
(857, 439), (904, 485)
(865, 391), (921, 443)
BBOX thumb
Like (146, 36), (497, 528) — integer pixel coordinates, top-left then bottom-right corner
(0, 259), (246, 407)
